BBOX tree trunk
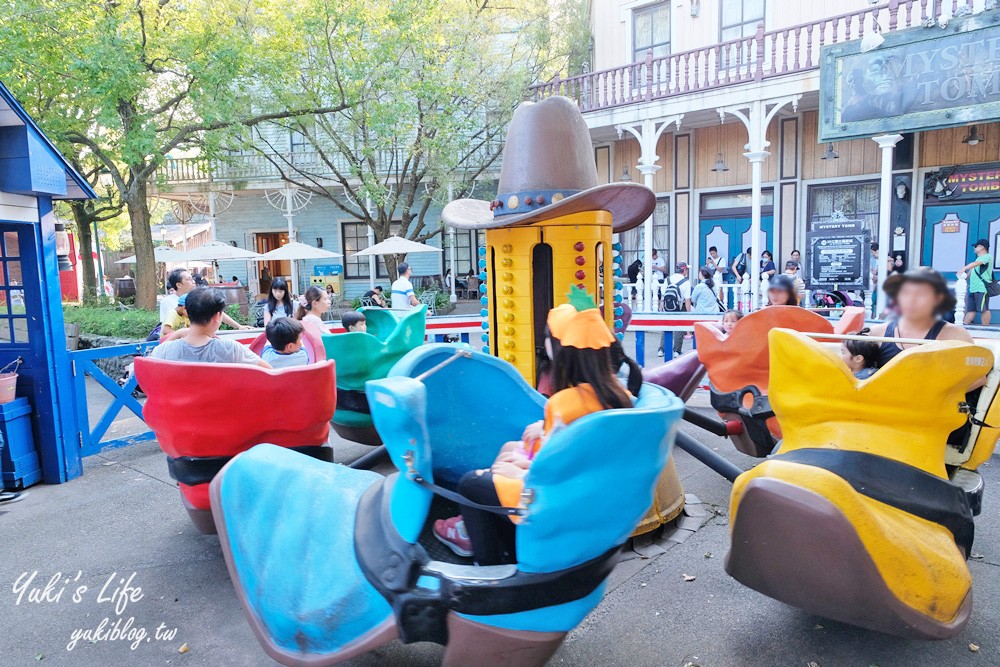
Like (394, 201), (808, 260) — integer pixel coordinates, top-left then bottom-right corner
(125, 176), (158, 310)
(70, 202), (98, 300)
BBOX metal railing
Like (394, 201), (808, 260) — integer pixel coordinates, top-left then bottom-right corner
(154, 141), (503, 185)
(529, 0), (958, 113)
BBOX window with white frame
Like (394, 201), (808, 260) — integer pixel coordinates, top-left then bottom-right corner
(807, 182), (880, 241)
(632, 2), (670, 63)
(441, 229), (486, 278)
(342, 221), (402, 279)
(721, 0), (764, 42)
(618, 197), (670, 280)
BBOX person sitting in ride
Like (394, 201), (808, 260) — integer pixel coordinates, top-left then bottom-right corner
(261, 317), (308, 369)
(434, 286), (642, 564)
(766, 274), (799, 307)
(839, 335), (879, 379)
(721, 309), (742, 336)
(871, 268), (974, 365)
(295, 285), (332, 333)
(342, 310), (367, 332)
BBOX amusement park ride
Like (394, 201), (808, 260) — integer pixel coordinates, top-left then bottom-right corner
(131, 97), (1000, 665)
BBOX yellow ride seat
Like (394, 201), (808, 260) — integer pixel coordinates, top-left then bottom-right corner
(951, 338), (1000, 471)
(727, 329), (992, 639)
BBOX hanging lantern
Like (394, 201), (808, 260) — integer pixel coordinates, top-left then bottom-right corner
(54, 220), (72, 271)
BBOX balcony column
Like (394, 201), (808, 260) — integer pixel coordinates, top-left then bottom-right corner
(873, 133), (903, 317)
(718, 95), (800, 310)
(745, 149), (768, 309)
(617, 114), (683, 311)
(447, 183), (457, 303)
(207, 191), (217, 242)
(283, 187), (299, 294)
(366, 196), (376, 290)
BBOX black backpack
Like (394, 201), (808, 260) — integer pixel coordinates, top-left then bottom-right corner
(662, 277), (688, 312)
(734, 253), (747, 276)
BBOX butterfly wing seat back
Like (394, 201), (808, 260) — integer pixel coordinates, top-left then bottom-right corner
(322, 305), (427, 445)
(726, 329), (992, 639)
(948, 338), (1000, 475)
(210, 345), (682, 667)
(695, 306), (834, 456)
(135, 358), (336, 533)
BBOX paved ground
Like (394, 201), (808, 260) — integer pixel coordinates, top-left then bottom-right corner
(3, 336), (999, 666)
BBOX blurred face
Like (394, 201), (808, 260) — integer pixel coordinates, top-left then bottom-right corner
(271, 286), (285, 299)
(792, 251), (801, 262)
(975, 244), (987, 256)
(349, 320), (367, 333)
(897, 281), (942, 321)
(784, 265), (796, 275)
(768, 287), (789, 306)
(709, 249), (718, 258)
(722, 313), (739, 334)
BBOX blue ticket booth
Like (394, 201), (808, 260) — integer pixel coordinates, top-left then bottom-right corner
(0, 81), (96, 485)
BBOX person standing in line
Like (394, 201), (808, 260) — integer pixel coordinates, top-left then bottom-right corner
(651, 249), (667, 282)
(706, 246), (727, 287)
(658, 262), (691, 358)
(789, 249), (803, 277)
(691, 266), (723, 315)
(961, 239), (994, 327)
(391, 262), (420, 309)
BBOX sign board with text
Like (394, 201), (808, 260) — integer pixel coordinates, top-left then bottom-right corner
(806, 219), (870, 291)
(927, 163), (1000, 201)
(819, 12), (1000, 141)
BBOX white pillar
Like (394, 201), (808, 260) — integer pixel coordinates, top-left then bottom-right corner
(283, 187), (299, 294)
(208, 191), (218, 241)
(745, 149), (769, 311)
(956, 272), (968, 323)
(637, 164), (660, 311)
(447, 183), (457, 303)
(366, 196), (376, 290)
(873, 134), (903, 317)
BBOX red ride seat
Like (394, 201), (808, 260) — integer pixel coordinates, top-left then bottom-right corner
(134, 357), (336, 532)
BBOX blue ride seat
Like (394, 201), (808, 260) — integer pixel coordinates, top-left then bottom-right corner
(211, 345), (683, 666)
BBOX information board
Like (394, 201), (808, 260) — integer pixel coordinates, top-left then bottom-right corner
(805, 219), (870, 291)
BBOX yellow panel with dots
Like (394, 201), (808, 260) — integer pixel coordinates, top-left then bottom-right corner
(485, 226), (542, 383)
(540, 212), (615, 331)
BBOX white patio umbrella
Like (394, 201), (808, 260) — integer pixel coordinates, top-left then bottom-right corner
(353, 234), (443, 258)
(259, 241), (344, 294)
(183, 240), (261, 262)
(115, 246), (192, 264)
(259, 241), (342, 261)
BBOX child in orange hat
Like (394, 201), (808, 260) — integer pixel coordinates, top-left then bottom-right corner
(434, 287), (642, 564)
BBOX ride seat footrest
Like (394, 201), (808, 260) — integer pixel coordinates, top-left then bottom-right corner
(354, 477), (619, 645)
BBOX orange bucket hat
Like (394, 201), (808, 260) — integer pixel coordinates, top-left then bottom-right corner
(547, 286), (615, 350)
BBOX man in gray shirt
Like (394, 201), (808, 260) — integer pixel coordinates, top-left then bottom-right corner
(151, 288), (271, 368)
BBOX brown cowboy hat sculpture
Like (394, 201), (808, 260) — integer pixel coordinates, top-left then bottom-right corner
(442, 96), (656, 232)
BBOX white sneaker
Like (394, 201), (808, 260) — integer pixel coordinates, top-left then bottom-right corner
(656, 349), (664, 357)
